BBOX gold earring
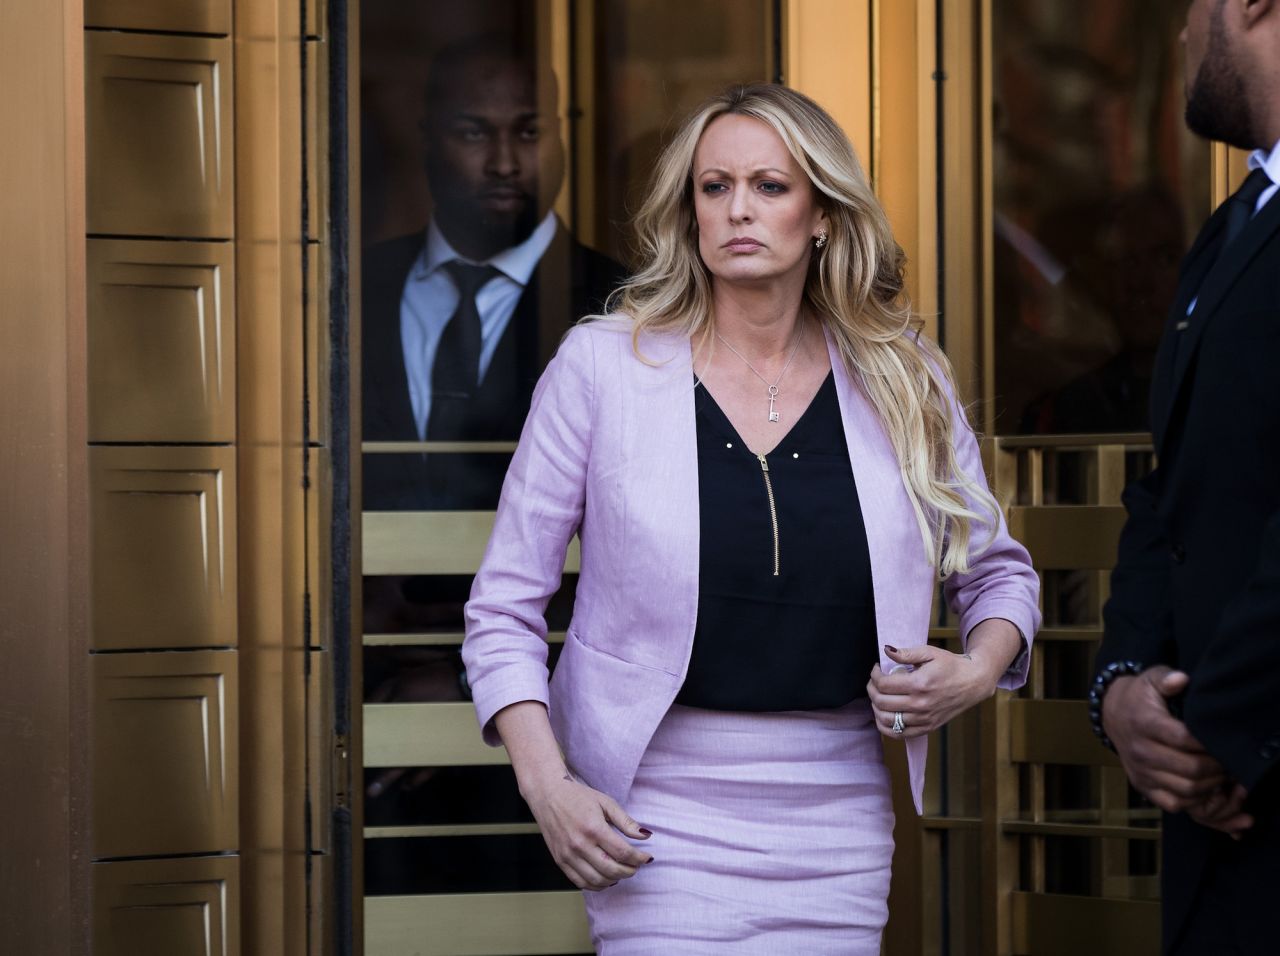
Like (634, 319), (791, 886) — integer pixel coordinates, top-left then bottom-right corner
(814, 230), (828, 249)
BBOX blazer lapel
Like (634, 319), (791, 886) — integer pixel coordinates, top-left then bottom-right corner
(1166, 193), (1280, 431)
(1149, 216), (1223, 446)
(824, 332), (933, 655)
(825, 331), (934, 811)
(1171, 204), (1228, 319)
(626, 330), (701, 665)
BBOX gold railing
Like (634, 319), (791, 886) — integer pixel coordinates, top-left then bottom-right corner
(360, 433), (1163, 956)
(902, 433), (1161, 955)
(360, 437), (589, 955)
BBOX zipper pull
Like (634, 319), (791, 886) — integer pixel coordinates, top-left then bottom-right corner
(757, 453), (769, 472)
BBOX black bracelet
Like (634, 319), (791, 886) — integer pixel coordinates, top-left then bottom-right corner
(1088, 660), (1145, 751)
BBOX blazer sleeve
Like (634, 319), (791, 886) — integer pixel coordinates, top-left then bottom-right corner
(941, 388), (1042, 690)
(1095, 464), (1178, 674)
(462, 325), (596, 746)
(1183, 506), (1280, 795)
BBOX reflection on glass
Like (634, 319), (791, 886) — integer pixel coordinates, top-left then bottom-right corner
(358, 0), (772, 905)
(993, 0), (1210, 434)
(590, 0), (773, 262)
(362, 15), (623, 512)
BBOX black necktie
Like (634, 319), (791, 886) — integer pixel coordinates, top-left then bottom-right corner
(1223, 168), (1271, 250)
(427, 261), (499, 440)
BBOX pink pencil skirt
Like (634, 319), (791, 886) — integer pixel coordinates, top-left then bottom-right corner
(583, 698), (894, 955)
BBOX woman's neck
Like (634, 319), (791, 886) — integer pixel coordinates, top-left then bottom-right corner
(709, 280), (808, 358)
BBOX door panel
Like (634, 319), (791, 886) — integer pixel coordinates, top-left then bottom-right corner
(84, 0), (231, 35)
(88, 239), (236, 443)
(989, 1), (1210, 436)
(86, 31), (234, 238)
(91, 649), (239, 859)
(90, 445), (238, 651)
(92, 856), (241, 956)
(355, 2), (774, 952)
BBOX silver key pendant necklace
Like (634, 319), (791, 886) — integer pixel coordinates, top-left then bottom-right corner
(714, 323), (805, 423)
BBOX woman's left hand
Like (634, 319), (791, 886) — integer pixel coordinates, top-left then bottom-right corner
(867, 620), (1024, 738)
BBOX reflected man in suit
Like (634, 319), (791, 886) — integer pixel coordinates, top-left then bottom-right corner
(362, 32), (624, 511)
(1092, 1), (1280, 953)
(360, 34), (623, 820)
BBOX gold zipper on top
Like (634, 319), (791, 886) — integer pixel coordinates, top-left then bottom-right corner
(757, 453), (780, 576)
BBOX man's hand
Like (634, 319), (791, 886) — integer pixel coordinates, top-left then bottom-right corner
(1102, 666), (1227, 813)
(1187, 782), (1254, 841)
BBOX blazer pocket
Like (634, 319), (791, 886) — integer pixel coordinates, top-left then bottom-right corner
(566, 624), (681, 677)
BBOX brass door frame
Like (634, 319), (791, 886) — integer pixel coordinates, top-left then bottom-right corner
(0, 1), (90, 951)
(329, 0), (363, 951)
(235, 0), (316, 949)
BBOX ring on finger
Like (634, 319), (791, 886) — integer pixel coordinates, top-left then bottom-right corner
(892, 711), (906, 735)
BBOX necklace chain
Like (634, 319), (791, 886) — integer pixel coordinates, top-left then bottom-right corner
(714, 325), (804, 423)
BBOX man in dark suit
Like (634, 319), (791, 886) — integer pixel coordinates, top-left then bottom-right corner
(1092, 1), (1280, 953)
(362, 33), (624, 511)
(360, 35), (623, 874)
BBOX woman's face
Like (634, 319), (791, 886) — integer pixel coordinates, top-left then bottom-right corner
(692, 113), (825, 291)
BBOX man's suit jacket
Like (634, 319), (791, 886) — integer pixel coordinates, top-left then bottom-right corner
(362, 225), (625, 510)
(1097, 180), (1280, 953)
(463, 320), (1041, 814)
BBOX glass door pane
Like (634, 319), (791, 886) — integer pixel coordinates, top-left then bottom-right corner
(357, 2), (774, 950)
(992, 0), (1211, 435)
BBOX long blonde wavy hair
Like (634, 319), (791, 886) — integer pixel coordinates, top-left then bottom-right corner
(609, 83), (999, 576)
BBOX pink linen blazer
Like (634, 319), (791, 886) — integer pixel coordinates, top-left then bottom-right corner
(463, 318), (1040, 814)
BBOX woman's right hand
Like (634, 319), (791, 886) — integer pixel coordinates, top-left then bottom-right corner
(521, 771), (654, 891)
(492, 701), (654, 890)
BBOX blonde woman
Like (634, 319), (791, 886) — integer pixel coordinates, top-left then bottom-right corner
(462, 84), (1040, 954)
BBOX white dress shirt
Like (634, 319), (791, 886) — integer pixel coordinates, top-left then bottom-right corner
(1187, 138), (1280, 316)
(400, 212), (559, 439)
(1248, 138), (1280, 214)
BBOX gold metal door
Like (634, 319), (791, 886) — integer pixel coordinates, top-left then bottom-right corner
(344, 2), (969, 954)
(79, 0), (329, 952)
(83, 9), (244, 952)
(353, 5), (778, 952)
(340, 3), (1250, 955)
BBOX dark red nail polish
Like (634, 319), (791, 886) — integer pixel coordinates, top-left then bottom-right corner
(645, 857), (655, 864)
(639, 828), (652, 837)
(885, 645), (898, 653)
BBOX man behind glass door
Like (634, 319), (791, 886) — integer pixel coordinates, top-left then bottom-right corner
(360, 32), (624, 889)
(362, 32), (624, 512)
(1092, 1), (1280, 953)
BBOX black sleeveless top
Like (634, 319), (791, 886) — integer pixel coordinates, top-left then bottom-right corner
(675, 372), (880, 711)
